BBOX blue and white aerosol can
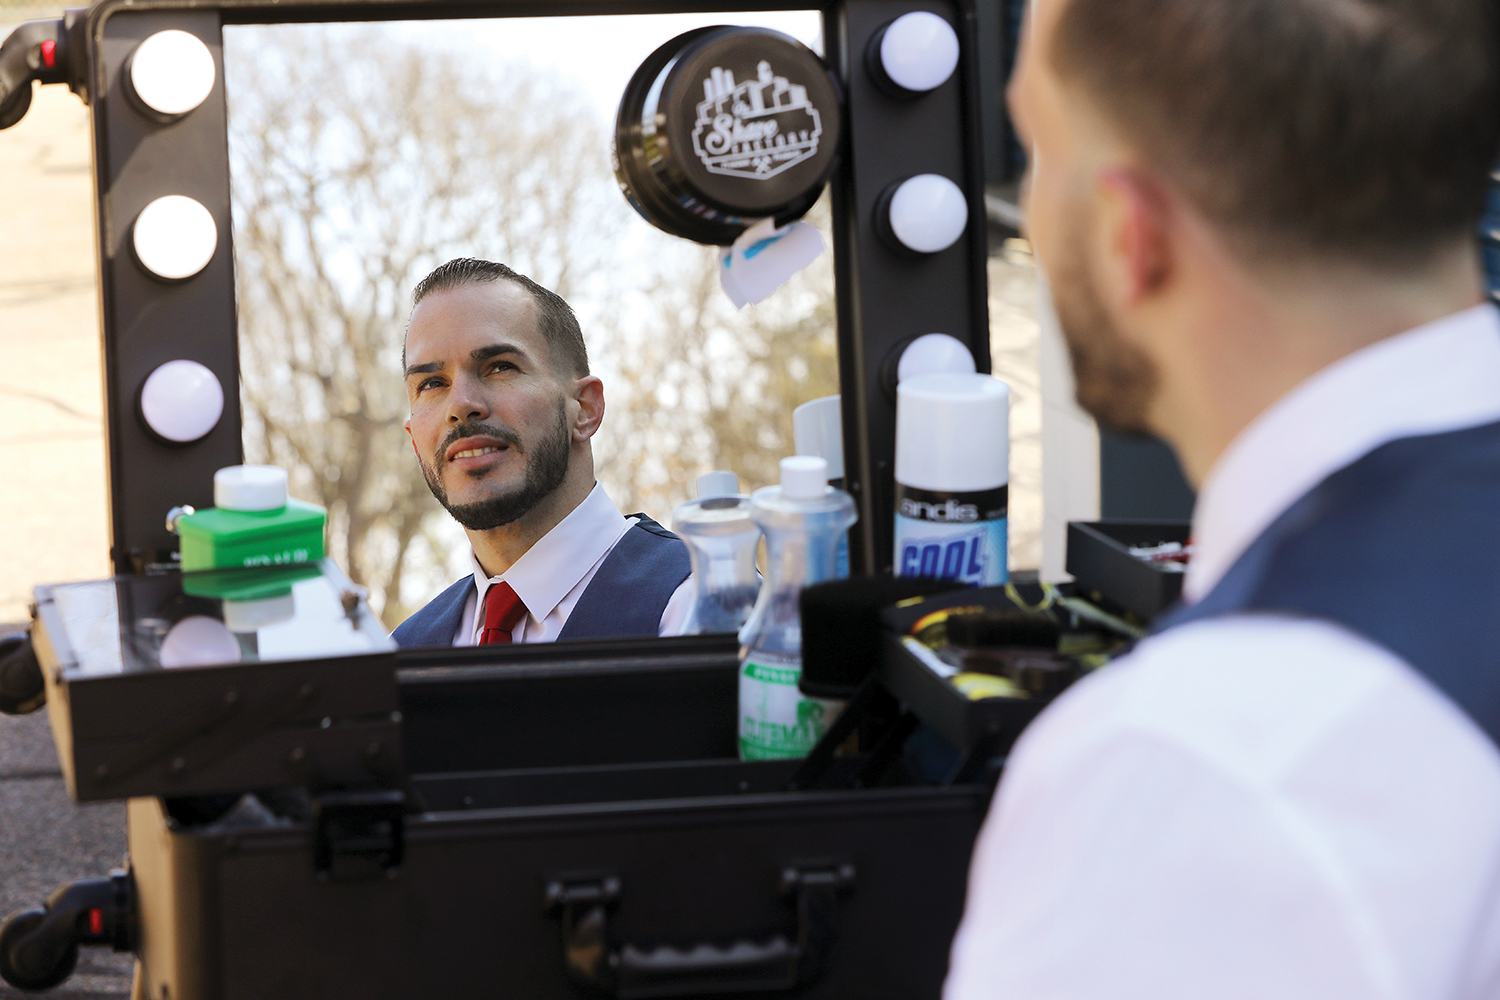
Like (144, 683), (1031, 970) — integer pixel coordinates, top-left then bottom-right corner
(737, 456), (857, 760)
(893, 372), (1010, 586)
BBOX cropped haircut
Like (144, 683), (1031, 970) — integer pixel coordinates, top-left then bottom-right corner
(1050, 0), (1500, 270)
(409, 258), (589, 377)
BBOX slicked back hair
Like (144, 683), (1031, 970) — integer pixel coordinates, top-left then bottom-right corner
(408, 258), (589, 377)
(1050, 0), (1500, 270)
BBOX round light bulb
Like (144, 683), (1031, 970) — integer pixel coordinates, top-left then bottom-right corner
(878, 12), (960, 93)
(897, 333), (977, 383)
(159, 615), (240, 668)
(132, 195), (217, 280)
(140, 359), (224, 443)
(886, 174), (968, 254)
(128, 30), (216, 118)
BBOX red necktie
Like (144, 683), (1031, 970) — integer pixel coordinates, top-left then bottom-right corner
(479, 581), (527, 645)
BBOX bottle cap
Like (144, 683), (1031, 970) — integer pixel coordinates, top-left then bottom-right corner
(780, 455), (829, 500)
(697, 471), (740, 498)
(793, 395), (844, 480)
(895, 372), (1010, 492)
(215, 465), (289, 512)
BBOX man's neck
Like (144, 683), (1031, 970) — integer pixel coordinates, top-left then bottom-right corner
(466, 470), (596, 579)
(1150, 242), (1486, 487)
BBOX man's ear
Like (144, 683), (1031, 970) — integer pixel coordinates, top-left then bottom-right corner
(404, 419), (418, 457)
(571, 376), (605, 442)
(1094, 166), (1172, 308)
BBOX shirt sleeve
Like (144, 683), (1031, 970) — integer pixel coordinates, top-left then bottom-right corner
(939, 615), (1487, 1000)
(657, 574), (695, 637)
(944, 727), (1380, 1000)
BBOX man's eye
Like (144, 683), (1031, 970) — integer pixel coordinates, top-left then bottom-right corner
(487, 361), (517, 375)
(416, 377), (444, 392)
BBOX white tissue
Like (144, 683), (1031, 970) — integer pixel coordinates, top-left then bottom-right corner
(719, 218), (826, 309)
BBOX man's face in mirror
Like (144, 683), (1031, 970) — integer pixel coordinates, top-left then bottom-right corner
(403, 280), (574, 531)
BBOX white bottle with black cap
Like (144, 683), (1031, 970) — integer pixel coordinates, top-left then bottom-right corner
(894, 372), (1010, 586)
(737, 456), (857, 760)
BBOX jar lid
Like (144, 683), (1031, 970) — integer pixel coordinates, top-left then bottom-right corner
(614, 25), (842, 246)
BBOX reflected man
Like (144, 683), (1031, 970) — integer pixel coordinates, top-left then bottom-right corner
(948, 0), (1500, 996)
(391, 259), (690, 647)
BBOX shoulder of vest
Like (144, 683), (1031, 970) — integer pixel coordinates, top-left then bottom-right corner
(391, 574), (473, 647)
(625, 514), (680, 541)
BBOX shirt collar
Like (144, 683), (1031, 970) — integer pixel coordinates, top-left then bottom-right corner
(1185, 303), (1500, 602)
(468, 481), (631, 620)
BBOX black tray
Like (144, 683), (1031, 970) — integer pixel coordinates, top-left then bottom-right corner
(1066, 520), (1191, 621)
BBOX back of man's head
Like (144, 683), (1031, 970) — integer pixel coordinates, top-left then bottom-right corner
(1050, 0), (1500, 271)
(409, 258), (590, 377)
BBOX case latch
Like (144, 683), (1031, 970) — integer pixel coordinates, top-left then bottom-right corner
(312, 789), (406, 880)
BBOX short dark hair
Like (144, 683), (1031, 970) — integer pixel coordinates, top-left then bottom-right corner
(1050, 0), (1500, 269)
(408, 258), (589, 377)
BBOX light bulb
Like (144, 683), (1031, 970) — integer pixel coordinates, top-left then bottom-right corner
(159, 615), (240, 668)
(132, 195), (217, 280)
(128, 30), (216, 118)
(877, 12), (960, 94)
(139, 359), (224, 443)
(897, 333), (977, 383)
(883, 174), (968, 254)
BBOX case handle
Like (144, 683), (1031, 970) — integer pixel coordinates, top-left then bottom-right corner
(545, 862), (854, 998)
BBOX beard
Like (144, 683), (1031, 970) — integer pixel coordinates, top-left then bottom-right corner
(1046, 221), (1160, 436)
(419, 399), (572, 531)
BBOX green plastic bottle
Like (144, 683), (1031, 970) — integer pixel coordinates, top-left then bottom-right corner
(177, 465), (326, 572)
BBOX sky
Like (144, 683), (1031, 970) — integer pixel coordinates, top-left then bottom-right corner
(369, 11), (822, 123)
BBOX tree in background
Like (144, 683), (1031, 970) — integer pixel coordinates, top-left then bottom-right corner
(595, 200), (838, 522)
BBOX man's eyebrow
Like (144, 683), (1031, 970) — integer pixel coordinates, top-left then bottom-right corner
(472, 343), (530, 364)
(404, 361), (442, 379)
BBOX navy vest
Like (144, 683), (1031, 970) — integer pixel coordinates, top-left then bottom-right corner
(1154, 417), (1500, 750)
(390, 516), (690, 648)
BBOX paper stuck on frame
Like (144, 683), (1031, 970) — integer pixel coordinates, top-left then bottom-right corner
(720, 218), (826, 308)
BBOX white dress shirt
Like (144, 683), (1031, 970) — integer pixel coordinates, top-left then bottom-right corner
(945, 304), (1500, 1000)
(449, 482), (692, 645)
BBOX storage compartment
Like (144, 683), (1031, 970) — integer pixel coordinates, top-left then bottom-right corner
(1066, 520), (1192, 621)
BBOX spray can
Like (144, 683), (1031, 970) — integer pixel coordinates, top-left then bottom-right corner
(672, 471), (761, 636)
(737, 456), (857, 760)
(894, 373), (1010, 586)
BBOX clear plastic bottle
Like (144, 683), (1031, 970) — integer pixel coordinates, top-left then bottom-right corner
(737, 456), (857, 760)
(672, 472), (762, 636)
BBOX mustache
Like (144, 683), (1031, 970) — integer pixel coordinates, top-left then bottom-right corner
(437, 421), (523, 462)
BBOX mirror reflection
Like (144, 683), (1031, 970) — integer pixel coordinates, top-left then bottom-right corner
(223, 13), (838, 634)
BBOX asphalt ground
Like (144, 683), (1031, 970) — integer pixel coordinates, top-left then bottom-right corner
(0, 693), (132, 1000)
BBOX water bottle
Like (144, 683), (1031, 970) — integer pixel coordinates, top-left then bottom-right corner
(792, 395), (851, 579)
(737, 456), (857, 760)
(672, 472), (762, 636)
